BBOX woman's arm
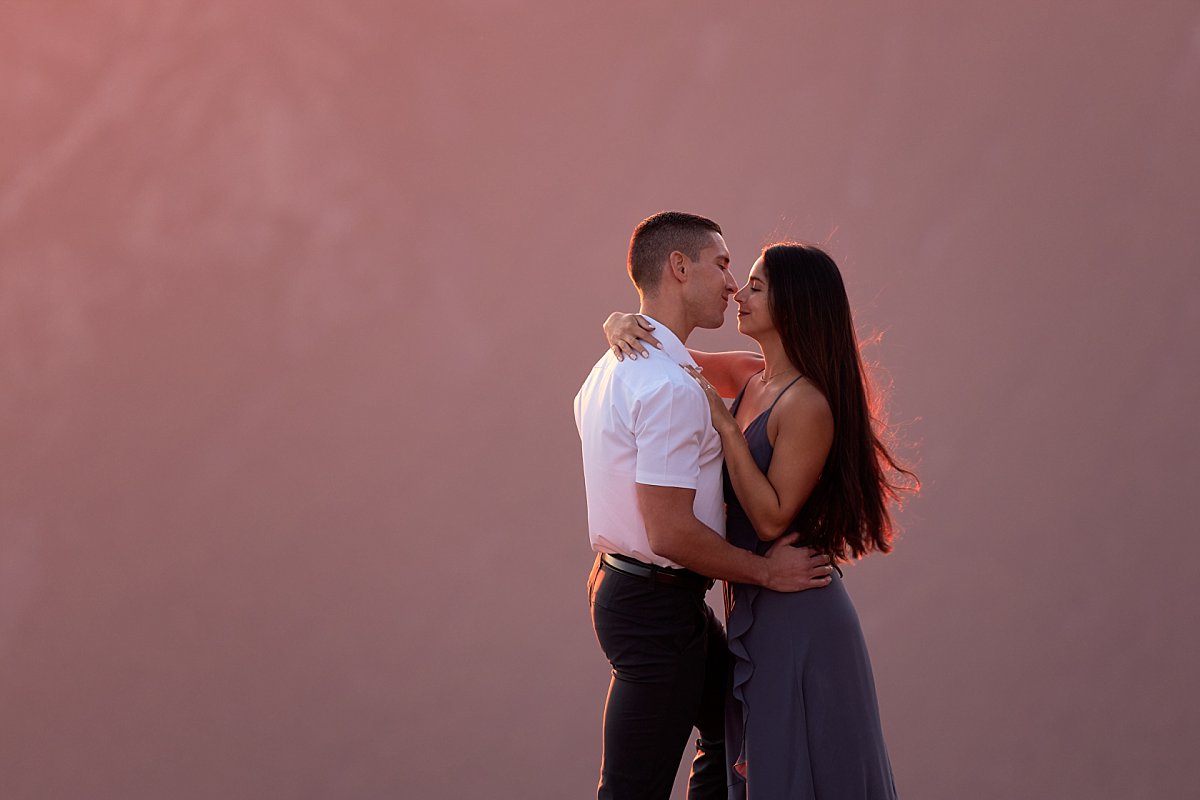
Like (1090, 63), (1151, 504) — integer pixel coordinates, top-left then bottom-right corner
(687, 350), (764, 399)
(602, 313), (763, 397)
(684, 366), (834, 541)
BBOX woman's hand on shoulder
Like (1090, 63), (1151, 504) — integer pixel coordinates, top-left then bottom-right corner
(604, 313), (661, 361)
(681, 364), (739, 436)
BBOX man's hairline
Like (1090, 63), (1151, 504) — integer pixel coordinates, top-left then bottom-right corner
(632, 229), (727, 297)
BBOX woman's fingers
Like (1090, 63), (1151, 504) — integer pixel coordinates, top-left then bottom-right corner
(610, 319), (662, 359)
(682, 364), (716, 394)
(606, 313), (662, 360)
(608, 315), (658, 357)
(694, 369), (717, 396)
(624, 319), (662, 353)
(613, 339), (642, 361)
(630, 316), (662, 351)
(612, 337), (652, 361)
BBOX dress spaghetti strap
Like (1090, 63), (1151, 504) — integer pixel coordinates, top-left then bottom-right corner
(765, 374), (805, 415)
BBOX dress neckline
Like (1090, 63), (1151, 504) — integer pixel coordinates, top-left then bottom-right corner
(731, 370), (805, 434)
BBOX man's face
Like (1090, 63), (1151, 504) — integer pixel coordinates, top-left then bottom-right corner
(685, 232), (737, 329)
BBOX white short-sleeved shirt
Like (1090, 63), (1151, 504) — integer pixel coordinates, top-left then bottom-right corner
(573, 316), (725, 568)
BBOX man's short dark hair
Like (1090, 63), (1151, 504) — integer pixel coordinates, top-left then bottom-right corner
(628, 211), (723, 294)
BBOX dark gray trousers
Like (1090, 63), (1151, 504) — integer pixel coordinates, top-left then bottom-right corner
(588, 556), (728, 800)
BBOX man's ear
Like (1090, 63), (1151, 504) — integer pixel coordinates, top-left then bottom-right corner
(666, 250), (689, 284)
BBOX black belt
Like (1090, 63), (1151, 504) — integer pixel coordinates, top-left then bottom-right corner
(600, 553), (713, 591)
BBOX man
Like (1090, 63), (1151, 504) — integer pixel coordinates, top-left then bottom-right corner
(574, 212), (833, 800)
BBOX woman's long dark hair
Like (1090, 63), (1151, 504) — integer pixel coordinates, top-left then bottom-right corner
(763, 243), (917, 560)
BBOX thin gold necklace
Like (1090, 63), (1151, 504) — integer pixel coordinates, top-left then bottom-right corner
(759, 366), (799, 383)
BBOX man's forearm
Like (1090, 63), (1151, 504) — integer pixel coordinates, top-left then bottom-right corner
(651, 517), (767, 586)
(637, 483), (826, 592)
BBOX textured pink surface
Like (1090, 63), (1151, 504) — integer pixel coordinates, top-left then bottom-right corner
(2, 2), (1198, 798)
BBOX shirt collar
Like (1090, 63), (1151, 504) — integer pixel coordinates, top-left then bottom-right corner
(639, 315), (696, 368)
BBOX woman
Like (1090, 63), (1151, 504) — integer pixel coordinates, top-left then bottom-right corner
(604, 242), (915, 799)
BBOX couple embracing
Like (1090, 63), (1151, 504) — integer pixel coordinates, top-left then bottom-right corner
(574, 212), (914, 799)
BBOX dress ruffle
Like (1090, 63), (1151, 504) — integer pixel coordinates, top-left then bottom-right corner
(726, 580), (757, 784)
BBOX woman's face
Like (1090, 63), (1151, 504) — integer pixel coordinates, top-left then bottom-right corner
(734, 256), (773, 337)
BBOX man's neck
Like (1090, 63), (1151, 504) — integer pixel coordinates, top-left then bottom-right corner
(638, 301), (692, 346)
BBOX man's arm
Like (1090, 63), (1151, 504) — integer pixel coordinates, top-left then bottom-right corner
(637, 483), (831, 591)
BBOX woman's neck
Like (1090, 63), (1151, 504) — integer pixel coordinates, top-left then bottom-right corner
(756, 333), (797, 382)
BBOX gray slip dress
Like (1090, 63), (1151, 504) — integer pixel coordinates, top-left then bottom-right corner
(724, 375), (896, 799)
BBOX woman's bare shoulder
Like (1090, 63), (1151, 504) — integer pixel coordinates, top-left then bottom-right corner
(774, 379), (833, 429)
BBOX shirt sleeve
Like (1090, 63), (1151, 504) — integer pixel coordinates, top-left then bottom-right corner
(630, 379), (709, 490)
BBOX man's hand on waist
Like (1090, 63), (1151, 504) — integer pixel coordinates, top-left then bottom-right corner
(762, 533), (834, 592)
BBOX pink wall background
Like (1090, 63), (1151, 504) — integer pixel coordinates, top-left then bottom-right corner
(3, 2), (1198, 797)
